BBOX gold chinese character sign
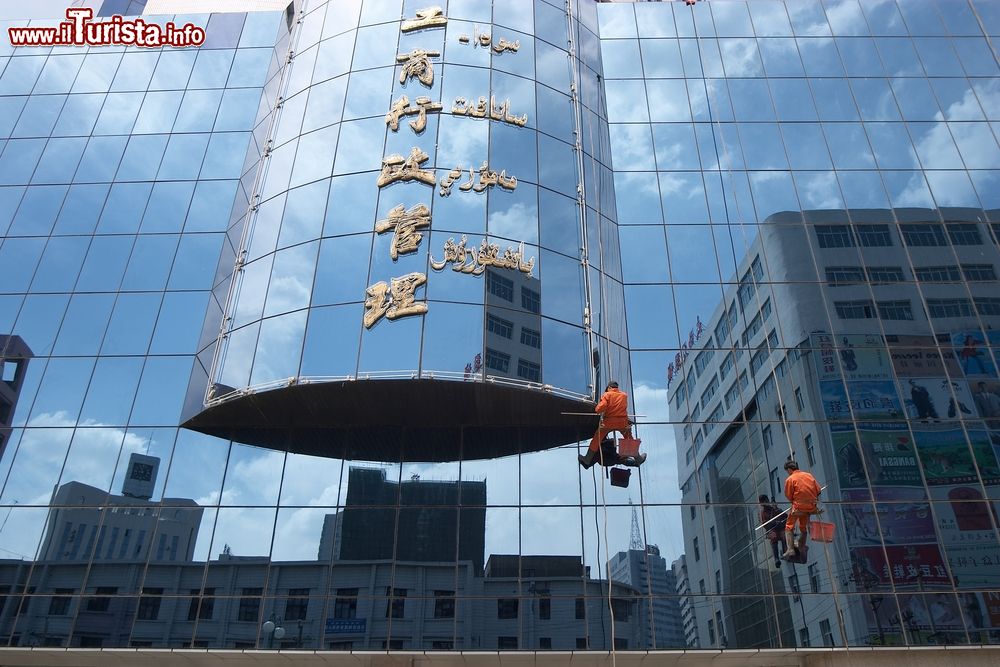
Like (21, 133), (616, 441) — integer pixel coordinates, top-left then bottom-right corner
(397, 49), (440, 87)
(364, 272), (429, 329)
(375, 204), (431, 260)
(385, 95), (443, 134)
(377, 147), (436, 188)
(401, 6), (448, 32)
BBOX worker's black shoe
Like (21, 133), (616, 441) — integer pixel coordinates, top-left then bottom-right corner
(578, 450), (598, 469)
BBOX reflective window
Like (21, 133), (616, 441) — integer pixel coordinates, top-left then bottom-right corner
(2, 2), (1000, 655)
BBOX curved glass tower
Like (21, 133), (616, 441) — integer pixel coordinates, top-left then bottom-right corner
(1, 0), (1000, 658)
(182, 0), (630, 462)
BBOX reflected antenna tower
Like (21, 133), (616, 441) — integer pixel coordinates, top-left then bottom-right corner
(629, 498), (643, 551)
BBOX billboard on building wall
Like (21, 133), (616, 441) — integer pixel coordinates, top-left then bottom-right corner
(850, 543), (951, 588)
(821, 380), (904, 421)
(821, 333), (1000, 641)
(887, 335), (962, 378)
(969, 380), (1000, 428)
(860, 591), (974, 645)
(928, 485), (1000, 588)
(812, 333), (893, 382)
(832, 424), (923, 489)
(912, 426), (1000, 487)
(951, 331), (998, 378)
(841, 488), (936, 546)
(900, 378), (978, 421)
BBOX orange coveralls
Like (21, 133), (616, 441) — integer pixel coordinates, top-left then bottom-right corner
(589, 387), (632, 453)
(784, 469), (821, 533)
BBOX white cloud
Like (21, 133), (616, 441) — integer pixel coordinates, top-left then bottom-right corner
(719, 38), (762, 77)
(488, 201), (538, 243)
(797, 171), (843, 210)
(609, 124), (655, 171)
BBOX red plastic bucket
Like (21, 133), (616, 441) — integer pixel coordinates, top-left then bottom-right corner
(618, 438), (641, 458)
(809, 520), (836, 543)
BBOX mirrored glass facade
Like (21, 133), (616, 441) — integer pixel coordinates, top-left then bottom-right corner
(0, 0), (999, 654)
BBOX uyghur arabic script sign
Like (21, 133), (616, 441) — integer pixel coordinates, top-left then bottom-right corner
(431, 236), (535, 276)
(362, 6), (536, 331)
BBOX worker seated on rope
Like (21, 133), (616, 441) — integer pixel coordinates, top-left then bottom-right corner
(579, 381), (645, 469)
(758, 495), (787, 569)
(782, 460), (822, 559)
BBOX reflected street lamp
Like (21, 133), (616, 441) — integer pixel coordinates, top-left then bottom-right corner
(261, 615), (286, 649)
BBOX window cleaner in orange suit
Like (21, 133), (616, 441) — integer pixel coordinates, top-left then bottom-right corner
(782, 460), (822, 559)
(579, 382), (645, 468)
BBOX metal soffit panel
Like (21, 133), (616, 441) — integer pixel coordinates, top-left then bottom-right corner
(182, 379), (598, 461)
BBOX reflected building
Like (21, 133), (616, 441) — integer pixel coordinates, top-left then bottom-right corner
(334, 467), (486, 573)
(671, 209), (1000, 648)
(609, 544), (685, 648)
(0, 336), (31, 459)
(38, 454), (201, 564)
(1, 0), (1000, 661)
(671, 555), (700, 648)
(0, 466), (643, 651)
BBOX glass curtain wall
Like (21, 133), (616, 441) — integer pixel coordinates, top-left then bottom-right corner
(0, 0), (999, 653)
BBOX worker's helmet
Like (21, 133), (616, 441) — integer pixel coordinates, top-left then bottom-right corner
(784, 460), (799, 471)
(758, 494), (770, 503)
(607, 381), (619, 389)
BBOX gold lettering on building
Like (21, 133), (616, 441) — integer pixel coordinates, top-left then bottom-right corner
(456, 26), (520, 53)
(396, 49), (440, 87)
(375, 204), (431, 260)
(401, 6), (448, 32)
(439, 160), (517, 196)
(431, 235), (535, 277)
(363, 272), (429, 329)
(385, 95), (443, 134)
(452, 95), (527, 126)
(377, 147), (436, 188)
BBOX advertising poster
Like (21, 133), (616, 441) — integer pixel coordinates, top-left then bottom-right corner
(929, 485), (1000, 588)
(861, 425), (923, 486)
(812, 333), (892, 382)
(959, 592), (992, 636)
(951, 331), (998, 378)
(820, 380), (903, 421)
(902, 378), (978, 421)
(860, 593), (981, 644)
(894, 593), (967, 638)
(887, 334), (961, 378)
(987, 591), (1000, 629)
(833, 425), (868, 490)
(970, 380), (1000, 428)
(913, 427), (1000, 486)
(850, 543), (951, 587)
(821, 380), (851, 421)
(842, 488), (935, 546)
(849, 380), (905, 420)
(992, 431), (1000, 491)
(812, 333), (838, 381)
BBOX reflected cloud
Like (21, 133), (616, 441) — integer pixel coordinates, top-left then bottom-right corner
(658, 173), (700, 198)
(719, 38), (762, 77)
(797, 171), (843, 210)
(488, 201), (538, 242)
(616, 171), (662, 199)
(609, 124), (655, 171)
